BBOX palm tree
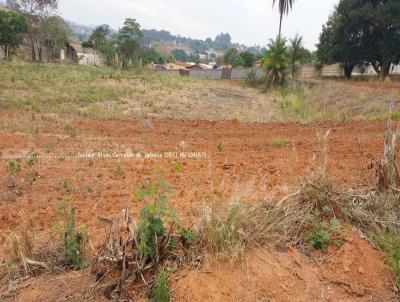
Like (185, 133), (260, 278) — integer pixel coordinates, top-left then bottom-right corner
(273, 0), (295, 36)
(263, 36), (289, 87)
(289, 34), (303, 77)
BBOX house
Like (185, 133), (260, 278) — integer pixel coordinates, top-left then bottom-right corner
(165, 61), (191, 69)
(60, 41), (104, 66)
(185, 64), (211, 70)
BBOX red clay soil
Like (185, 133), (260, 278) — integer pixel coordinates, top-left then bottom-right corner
(0, 118), (398, 301)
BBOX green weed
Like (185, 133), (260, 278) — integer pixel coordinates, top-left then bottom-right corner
(267, 138), (287, 149)
(151, 268), (171, 302)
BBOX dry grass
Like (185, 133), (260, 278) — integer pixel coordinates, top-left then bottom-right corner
(2, 62), (399, 136)
(199, 200), (294, 259)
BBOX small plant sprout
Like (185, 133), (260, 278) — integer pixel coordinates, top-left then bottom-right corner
(309, 218), (342, 250)
(44, 141), (55, 153)
(180, 227), (196, 248)
(7, 160), (21, 175)
(64, 125), (77, 138)
(62, 180), (68, 189)
(55, 199), (88, 270)
(267, 138), (287, 149)
(115, 163), (122, 176)
(172, 161), (182, 173)
(217, 142), (224, 152)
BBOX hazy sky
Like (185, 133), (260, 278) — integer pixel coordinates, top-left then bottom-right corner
(58, 0), (339, 50)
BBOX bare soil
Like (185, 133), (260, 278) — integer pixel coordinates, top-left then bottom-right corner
(0, 117), (398, 301)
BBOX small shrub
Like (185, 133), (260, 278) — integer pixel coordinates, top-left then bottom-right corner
(217, 142), (224, 152)
(135, 181), (177, 260)
(309, 218), (342, 250)
(55, 200), (88, 270)
(267, 138), (287, 149)
(180, 228), (196, 248)
(373, 229), (400, 284)
(151, 268), (171, 302)
(245, 69), (259, 87)
(7, 160), (21, 175)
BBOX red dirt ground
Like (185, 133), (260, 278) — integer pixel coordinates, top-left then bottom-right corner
(0, 118), (398, 301)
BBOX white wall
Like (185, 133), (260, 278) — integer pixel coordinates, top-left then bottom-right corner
(77, 53), (104, 66)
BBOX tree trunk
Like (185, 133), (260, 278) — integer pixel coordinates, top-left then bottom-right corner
(278, 13), (283, 37)
(378, 62), (391, 82)
(344, 62), (354, 79)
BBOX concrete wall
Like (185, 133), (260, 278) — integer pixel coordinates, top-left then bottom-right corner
(155, 69), (180, 77)
(321, 63), (344, 77)
(353, 63), (400, 76)
(152, 64), (351, 80)
(155, 67), (263, 80)
(189, 69), (222, 80)
(231, 68), (263, 79)
(77, 53), (104, 66)
(298, 65), (321, 78)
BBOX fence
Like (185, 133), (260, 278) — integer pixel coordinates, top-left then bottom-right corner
(154, 64), (349, 80)
(155, 67), (263, 80)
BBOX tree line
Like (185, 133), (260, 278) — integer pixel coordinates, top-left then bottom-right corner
(1, 0), (70, 61)
(316, 0), (400, 81)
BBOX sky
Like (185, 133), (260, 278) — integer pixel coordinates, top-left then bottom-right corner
(57, 0), (339, 50)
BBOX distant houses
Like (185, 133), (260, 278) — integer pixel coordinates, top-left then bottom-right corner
(64, 42), (103, 66)
(148, 60), (218, 71)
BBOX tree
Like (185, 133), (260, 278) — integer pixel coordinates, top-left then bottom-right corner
(317, 8), (362, 79)
(39, 16), (70, 60)
(214, 32), (231, 50)
(171, 49), (188, 62)
(116, 18), (143, 68)
(317, 0), (400, 80)
(88, 25), (115, 66)
(188, 53), (200, 64)
(142, 47), (171, 65)
(288, 34), (302, 77)
(0, 10), (28, 60)
(7, 0), (58, 60)
(262, 36), (289, 87)
(239, 51), (256, 67)
(272, 0), (295, 36)
(223, 48), (243, 67)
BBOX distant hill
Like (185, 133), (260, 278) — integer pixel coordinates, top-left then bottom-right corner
(65, 21), (97, 42)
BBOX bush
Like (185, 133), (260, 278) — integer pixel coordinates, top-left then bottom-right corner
(135, 180), (178, 260)
(180, 228), (196, 248)
(373, 229), (400, 284)
(151, 268), (171, 302)
(309, 218), (342, 250)
(245, 69), (259, 87)
(55, 200), (88, 270)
